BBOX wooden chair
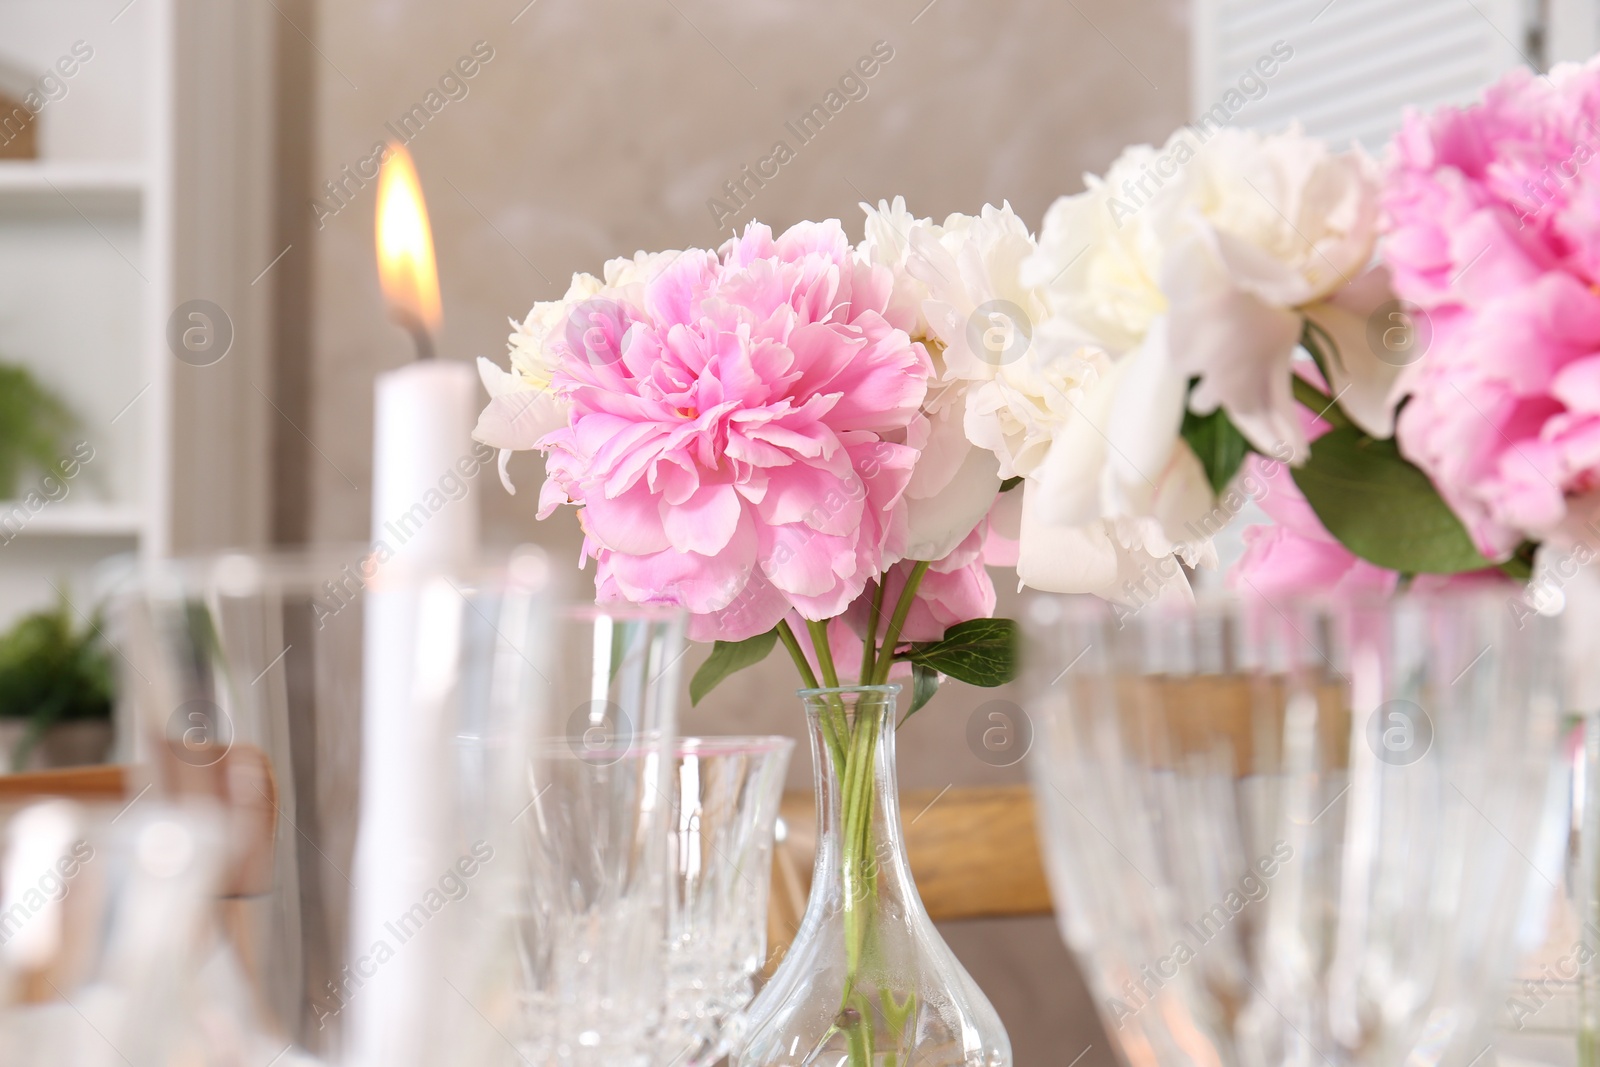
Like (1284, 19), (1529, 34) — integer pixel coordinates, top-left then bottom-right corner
(766, 784), (1054, 969)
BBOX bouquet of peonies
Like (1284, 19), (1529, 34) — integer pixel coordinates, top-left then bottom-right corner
(476, 56), (1600, 701)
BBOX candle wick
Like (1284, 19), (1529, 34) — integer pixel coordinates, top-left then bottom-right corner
(392, 309), (436, 361)
(407, 326), (436, 362)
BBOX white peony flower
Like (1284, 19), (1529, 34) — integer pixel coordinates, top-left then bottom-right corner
(904, 202), (1058, 481)
(858, 196), (933, 341)
(865, 198), (1215, 603)
(859, 198), (1012, 562)
(472, 272), (600, 493)
(1013, 316), (1216, 603)
(1024, 123), (1399, 458)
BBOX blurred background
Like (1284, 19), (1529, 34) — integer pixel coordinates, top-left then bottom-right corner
(0, 0), (1591, 1058)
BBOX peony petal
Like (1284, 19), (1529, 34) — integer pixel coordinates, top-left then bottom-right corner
(754, 459), (863, 535)
(688, 576), (791, 643)
(1015, 480), (1195, 605)
(603, 509), (757, 616)
(1302, 265), (1407, 439)
(477, 355), (517, 398)
(473, 390), (567, 452)
(1014, 480), (1119, 594)
(760, 523), (856, 600)
(661, 483), (743, 555)
(497, 449), (517, 495)
(1228, 524), (1399, 599)
(582, 484), (672, 554)
(1102, 319), (1189, 498)
(903, 427), (1002, 562)
(1164, 237), (1307, 461)
(1553, 356), (1600, 413)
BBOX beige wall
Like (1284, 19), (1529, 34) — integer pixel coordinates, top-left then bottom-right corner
(278, 0), (1191, 1058)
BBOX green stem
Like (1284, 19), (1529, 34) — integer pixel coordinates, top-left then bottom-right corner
(872, 561), (931, 686)
(846, 995), (872, 1066)
(839, 560), (929, 1035)
(860, 579), (887, 684)
(783, 619), (851, 779)
(807, 618), (859, 786)
(840, 701), (880, 994)
(1290, 374), (1351, 432)
(775, 619), (819, 690)
(807, 618), (841, 688)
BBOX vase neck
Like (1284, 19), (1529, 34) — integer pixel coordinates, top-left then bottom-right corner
(800, 686), (914, 898)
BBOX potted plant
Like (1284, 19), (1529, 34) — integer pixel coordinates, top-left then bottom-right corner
(0, 596), (115, 772)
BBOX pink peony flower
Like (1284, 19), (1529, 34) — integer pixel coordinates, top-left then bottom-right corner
(1384, 57), (1600, 556)
(538, 220), (931, 642)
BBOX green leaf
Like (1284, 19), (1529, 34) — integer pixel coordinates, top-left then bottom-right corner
(999, 476), (1023, 493)
(0, 362), (77, 499)
(1180, 406), (1252, 494)
(905, 662), (939, 723)
(905, 618), (1018, 689)
(1290, 374), (1351, 432)
(1291, 426), (1496, 574)
(1498, 541), (1537, 582)
(689, 628), (778, 705)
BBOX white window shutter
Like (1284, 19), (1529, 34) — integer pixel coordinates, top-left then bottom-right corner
(1550, 0), (1600, 64)
(1191, 0), (1536, 150)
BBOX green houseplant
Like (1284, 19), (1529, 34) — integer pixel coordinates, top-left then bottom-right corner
(0, 597), (115, 771)
(0, 361), (76, 499)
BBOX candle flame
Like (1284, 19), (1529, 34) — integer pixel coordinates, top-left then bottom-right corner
(375, 143), (441, 337)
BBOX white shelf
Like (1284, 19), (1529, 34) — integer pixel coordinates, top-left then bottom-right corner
(0, 162), (144, 212)
(0, 0), (272, 633)
(0, 503), (143, 538)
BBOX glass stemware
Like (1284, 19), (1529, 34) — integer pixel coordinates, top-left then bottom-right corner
(0, 799), (305, 1067)
(515, 738), (673, 1066)
(509, 604), (686, 1066)
(111, 548), (560, 1066)
(1025, 591), (1567, 1067)
(664, 735), (793, 1066)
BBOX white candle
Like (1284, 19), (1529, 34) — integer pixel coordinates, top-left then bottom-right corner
(349, 580), (462, 1067)
(347, 143), (479, 1067)
(369, 359), (479, 568)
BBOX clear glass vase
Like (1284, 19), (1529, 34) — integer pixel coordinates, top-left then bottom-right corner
(732, 685), (1011, 1067)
